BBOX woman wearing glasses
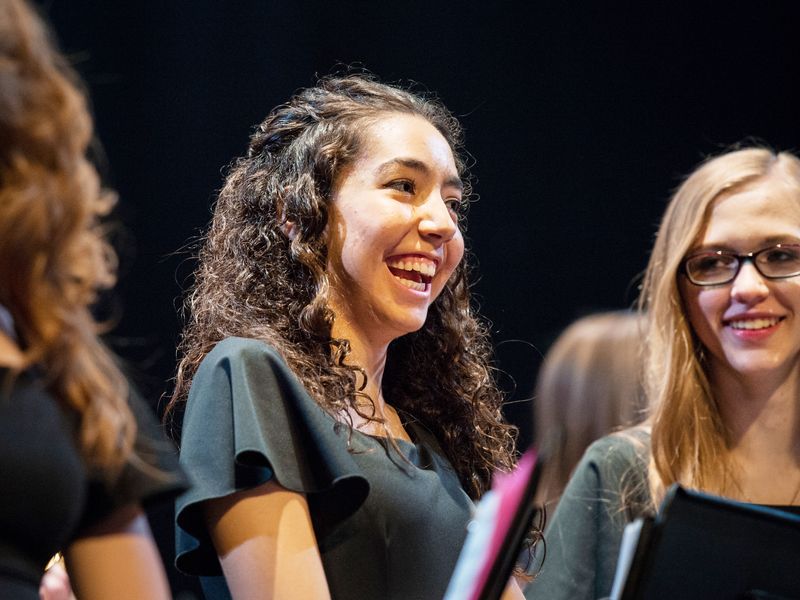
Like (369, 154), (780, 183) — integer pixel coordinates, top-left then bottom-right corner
(525, 146), (800, 599)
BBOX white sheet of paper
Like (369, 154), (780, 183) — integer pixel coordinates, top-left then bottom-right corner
(609, 518), (645, 600)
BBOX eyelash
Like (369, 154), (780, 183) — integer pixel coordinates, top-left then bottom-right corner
(387, 179), (416, 194)
(386, 179), (464, 216)
(444, 198), (465, 216)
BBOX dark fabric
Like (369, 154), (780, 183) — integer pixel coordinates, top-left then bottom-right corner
(0, 366), (188, 596)
(175, 337), (474, 600)
(0, 574), (39, 600)
(524, 429), (652, 600)
(774, 505), (800, 517)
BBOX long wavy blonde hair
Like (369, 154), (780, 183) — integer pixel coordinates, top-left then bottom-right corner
(638, 146), (800, 503)
(0, 0), (135, 478)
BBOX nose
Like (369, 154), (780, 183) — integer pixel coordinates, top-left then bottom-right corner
(417, 193), (458, 245)
(730, 260), (770, 305)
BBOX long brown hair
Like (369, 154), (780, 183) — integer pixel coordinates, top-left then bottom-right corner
(168, 74), (517, 498)
(638, 146), (800, 502)
(0, 0), (135, 478)
(534, 310), (648, 506)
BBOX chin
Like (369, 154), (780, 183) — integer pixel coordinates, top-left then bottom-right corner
(386, 313), (429, 338)
(398, 319), (428, 336)
(723, 354), (794, 377)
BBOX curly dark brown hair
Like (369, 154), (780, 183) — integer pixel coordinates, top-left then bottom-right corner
(167, 74), (517, 498)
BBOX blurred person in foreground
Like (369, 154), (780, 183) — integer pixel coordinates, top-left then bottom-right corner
(0, 1), (187, 598)
(533, 310), (647, 513)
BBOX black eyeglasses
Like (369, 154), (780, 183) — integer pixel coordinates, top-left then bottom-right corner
(681, 243), (800, 286)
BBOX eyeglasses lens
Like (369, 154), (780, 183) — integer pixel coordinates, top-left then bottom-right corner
(685, 244), (800, 285)
(757, 245), (800, 277)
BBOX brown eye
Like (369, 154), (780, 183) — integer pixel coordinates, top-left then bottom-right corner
(762, 246), (800, 264)
(388, 179), (415, 194)
(691, 254), (734, 274)
(683, 251), (738, 285)
(444, 198), (462, 218)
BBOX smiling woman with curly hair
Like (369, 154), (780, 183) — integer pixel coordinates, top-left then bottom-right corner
(168, 74), (523, 599)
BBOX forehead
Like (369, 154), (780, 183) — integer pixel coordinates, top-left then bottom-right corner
(697, 173), (800, 247)
(353, 113), (457, 174)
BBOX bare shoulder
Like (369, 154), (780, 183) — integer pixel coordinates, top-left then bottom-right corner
(0, 331), (25, 369)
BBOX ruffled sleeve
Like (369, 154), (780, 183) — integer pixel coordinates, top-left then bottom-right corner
(174, 337), (369, 576)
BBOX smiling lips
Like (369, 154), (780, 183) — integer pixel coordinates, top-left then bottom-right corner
(386, 256), (437, 292)
(725, 316), (784, 331)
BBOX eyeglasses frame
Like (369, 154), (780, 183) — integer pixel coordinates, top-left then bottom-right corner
(680, 243), (800, 286)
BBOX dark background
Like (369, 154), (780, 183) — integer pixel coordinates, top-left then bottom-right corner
(41, 1), (798, 596)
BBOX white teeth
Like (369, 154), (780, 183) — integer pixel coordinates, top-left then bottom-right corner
(394, 276), (426, 291)
(386, 257), (437, 276)
(729, 317), (780, 330)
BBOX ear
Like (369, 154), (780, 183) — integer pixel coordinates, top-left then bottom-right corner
(281, 219), (298, 241)
(276, 195), (297, 240)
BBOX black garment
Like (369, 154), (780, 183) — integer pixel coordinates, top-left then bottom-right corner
(0, 366), (188, 600)
(175, 337), (474, 600)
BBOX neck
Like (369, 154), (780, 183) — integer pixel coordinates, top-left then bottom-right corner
(713, 363), (800, 452)
(329, 310), (413, 442)
(330, 312), (390, 413)
(711, 363), (800, 504)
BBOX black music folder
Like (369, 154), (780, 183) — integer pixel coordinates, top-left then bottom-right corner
(610, 484), (800, 600)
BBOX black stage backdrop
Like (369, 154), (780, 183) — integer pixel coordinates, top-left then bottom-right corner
(42, 1), (798, 596)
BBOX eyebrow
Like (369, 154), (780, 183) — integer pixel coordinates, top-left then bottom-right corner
(375, 158), (464, 192)
(693, 235), (800, 252)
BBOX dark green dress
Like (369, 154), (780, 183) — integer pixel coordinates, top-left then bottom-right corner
(523, 430), (651, 600)
(175, 337), (474, 600)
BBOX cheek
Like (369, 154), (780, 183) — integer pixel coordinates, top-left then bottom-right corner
(443, 232), (465, 277)
(694, 290), (724, 323)
(430, 233), (464, 300)
(683, 287), (726, 347)
(781, 281), (800, 308)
